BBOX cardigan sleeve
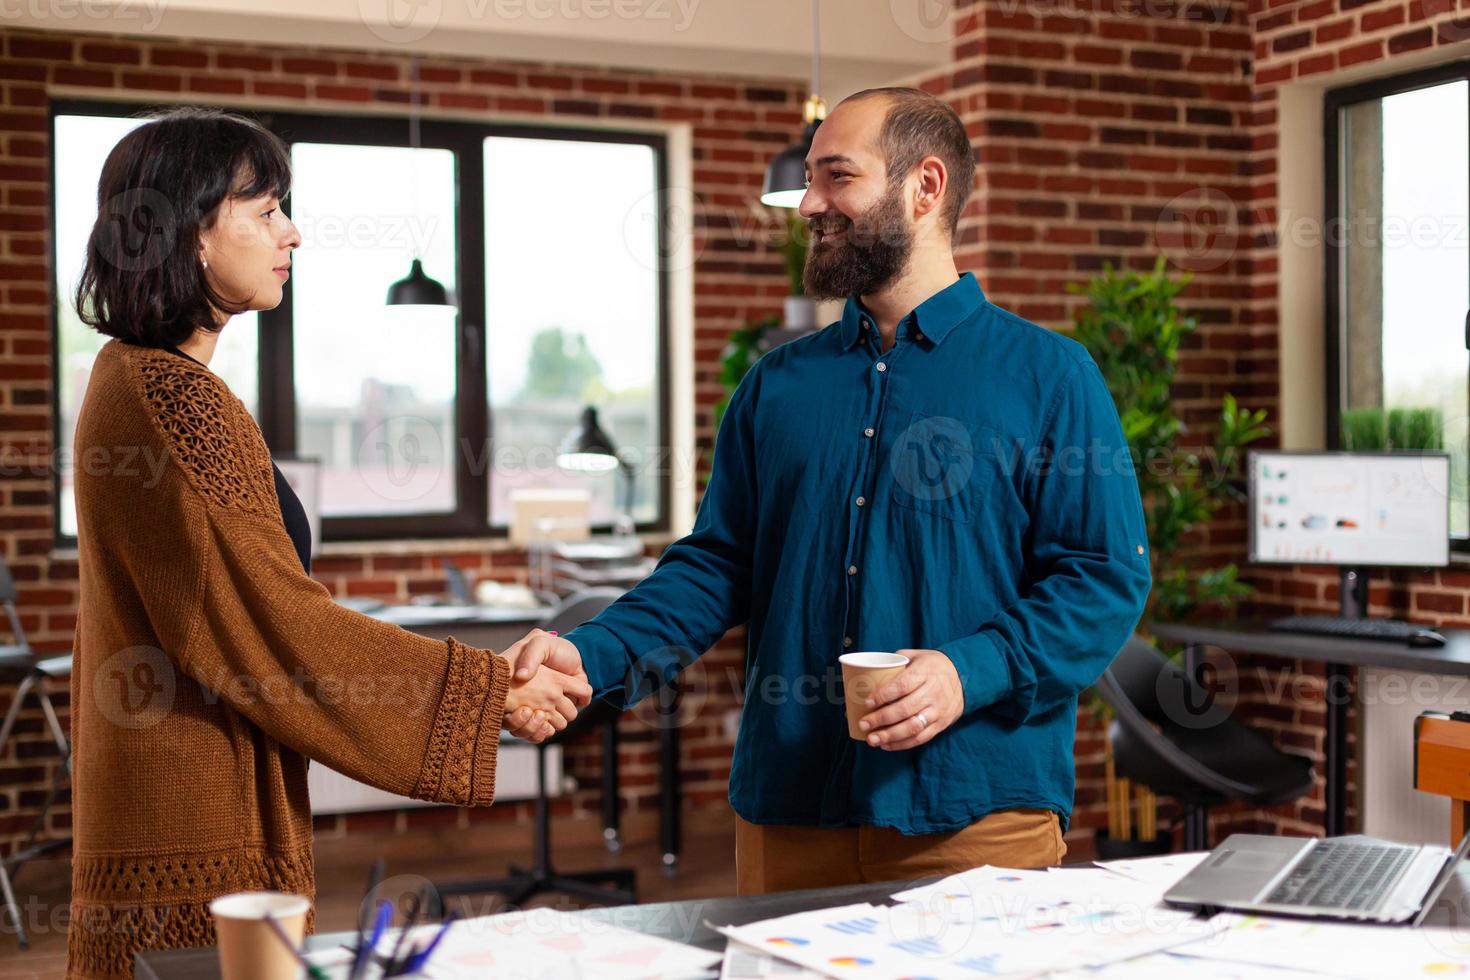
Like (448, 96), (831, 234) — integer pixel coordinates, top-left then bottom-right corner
(119, 347), (509, 807)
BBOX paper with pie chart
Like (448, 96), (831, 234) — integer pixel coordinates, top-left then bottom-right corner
(719, 867), (1228, 980)
(1170, 913), (1470, 978)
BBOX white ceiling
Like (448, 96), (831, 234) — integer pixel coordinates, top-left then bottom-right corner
(18, 0), (953, 101)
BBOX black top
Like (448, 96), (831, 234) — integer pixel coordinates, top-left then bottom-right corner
(155, 344), (312, 573)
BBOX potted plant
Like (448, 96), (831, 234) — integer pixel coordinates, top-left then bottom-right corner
(1067, 258), (1270, 858)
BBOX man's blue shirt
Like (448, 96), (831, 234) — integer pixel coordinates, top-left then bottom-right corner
(564, 272), (1151, 834)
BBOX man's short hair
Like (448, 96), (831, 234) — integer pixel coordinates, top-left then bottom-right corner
(842, 87), (975, 238)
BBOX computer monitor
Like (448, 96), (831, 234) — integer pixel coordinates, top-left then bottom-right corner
(1248, 450), (1451, 568)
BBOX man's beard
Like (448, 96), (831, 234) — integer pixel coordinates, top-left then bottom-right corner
(802, 188), (914, 300)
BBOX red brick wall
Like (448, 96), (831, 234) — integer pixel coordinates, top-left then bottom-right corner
(937, 0), (1470, 849)
(8, 0), (1470, 860)
(0, 26), (801, 854)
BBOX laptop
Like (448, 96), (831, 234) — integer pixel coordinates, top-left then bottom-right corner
(1163, 830), (1470, 925)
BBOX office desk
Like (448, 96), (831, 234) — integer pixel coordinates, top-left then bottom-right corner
(1150, 620), (1470, 837)
(131, 863), (1470, 978)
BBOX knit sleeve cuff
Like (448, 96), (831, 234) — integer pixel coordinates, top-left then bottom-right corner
(412, 637), (511, 807)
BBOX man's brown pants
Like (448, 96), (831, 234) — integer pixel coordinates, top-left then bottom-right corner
(735, 808), (1067, 895)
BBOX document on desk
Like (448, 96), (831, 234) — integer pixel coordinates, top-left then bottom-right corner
(719, 867), (1228, 980)
(307, 907), (720, 980)
(1170, 913), (1470, 980)
(1093, 851), (1210, 889)
(721, 939), (827, 978)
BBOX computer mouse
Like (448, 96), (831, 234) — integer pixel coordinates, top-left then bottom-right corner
(1409, 629), (1448, 647)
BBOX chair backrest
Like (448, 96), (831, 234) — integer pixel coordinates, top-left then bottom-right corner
(0, 556), (16, 606)
(0, 555), (29, 651)
(539, 587), (625, 635)
(1094, 633), (1265, 801)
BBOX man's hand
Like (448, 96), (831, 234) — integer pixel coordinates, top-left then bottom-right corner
(858, 649), (964, 750)
(499, 641), (592, 743)
(505, 629), (589, 689)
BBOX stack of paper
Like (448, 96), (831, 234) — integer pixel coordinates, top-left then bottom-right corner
(719, 866), (1228, 979)
(305, 907), (720, 980)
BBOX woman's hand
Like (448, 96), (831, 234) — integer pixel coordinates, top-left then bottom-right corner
(500, 651), (593, 743)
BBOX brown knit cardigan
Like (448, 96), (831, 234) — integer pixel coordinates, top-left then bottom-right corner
(67, 340), (511, 978)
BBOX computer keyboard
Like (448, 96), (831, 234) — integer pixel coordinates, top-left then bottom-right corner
(1269, 615), (1447, 646)
(1264, 841), (1416, 911)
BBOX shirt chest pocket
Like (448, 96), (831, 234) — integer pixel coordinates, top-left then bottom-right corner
(888, 412), (1004, 525)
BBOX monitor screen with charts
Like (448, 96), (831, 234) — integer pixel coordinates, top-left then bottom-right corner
(1248, 450), (1451, 567)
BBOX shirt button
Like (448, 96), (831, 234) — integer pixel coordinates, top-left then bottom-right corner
(1137, 544), (1145, 555)
(855, 496), (866, 507)
(863, 427), (875, 438)
(843, 636), (854, 648)
(847, 565), (858, 576)
(915, 331), (925, 341)
(875, 362), (887, 373)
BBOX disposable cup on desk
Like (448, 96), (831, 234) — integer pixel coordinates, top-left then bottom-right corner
(209, 891), (311, 980)
(839, 652), (909, 740)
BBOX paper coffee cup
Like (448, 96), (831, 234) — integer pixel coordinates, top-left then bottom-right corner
(840, 652), (910, 741)
(209, 891), (310, 980)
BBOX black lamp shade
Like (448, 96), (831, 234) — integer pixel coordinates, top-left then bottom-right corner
(386, 258), (450, 307)
(761, 120), (821, 209)
(556, 406), (621, 473)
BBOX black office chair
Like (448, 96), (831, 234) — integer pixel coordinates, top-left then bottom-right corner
(434, 588), (637, 911)
(1094, 634), (1315, 852)
(0, 557), (73, 950)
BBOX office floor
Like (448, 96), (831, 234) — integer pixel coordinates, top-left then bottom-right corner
(0, 809), (737, 980)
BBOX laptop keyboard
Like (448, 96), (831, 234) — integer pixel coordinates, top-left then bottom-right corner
(1263, 841), (1416, 911)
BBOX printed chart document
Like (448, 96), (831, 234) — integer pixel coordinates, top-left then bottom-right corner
(720, 866), (1228, 979)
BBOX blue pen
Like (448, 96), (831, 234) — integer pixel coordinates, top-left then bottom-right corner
(352, 900), (392, 980)
(404, 912), (458, 974)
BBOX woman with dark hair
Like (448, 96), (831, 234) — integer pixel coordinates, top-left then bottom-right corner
(66, 107), (591, 978)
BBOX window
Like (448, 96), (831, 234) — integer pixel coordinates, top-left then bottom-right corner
(50, 102), (670, 544)
(289, 142), (459, 519)
(1327, 64), (1470, 543)
(484, 136), (662, 528)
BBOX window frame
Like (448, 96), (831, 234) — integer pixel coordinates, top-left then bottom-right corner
(1323, 58), (1470, 551)
(49, 98), (673, 546)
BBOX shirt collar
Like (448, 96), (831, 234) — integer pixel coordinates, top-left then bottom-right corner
(837, 272), (986, 350)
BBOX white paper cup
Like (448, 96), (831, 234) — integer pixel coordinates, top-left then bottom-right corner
(209, 891), (310, 980)
(839, 652), (910, 740)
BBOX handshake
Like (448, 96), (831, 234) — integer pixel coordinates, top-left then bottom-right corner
(497, 629), (593, 743)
